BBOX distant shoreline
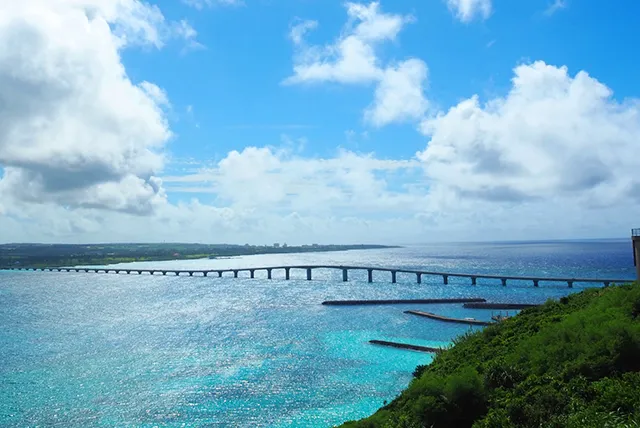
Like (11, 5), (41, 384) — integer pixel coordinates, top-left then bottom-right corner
(0, 243), (400, 269)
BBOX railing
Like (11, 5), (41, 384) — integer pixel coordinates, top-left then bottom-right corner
(633, 228), (640, 237)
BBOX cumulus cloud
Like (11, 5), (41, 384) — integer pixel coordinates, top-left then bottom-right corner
(447, 0), (492, 23)
(285, 2), (428, 127)
(0, 0), (194, 214)
(365, 59), (429, 127)
(164, 146), (422, 214)
(418, 61), (640, 207)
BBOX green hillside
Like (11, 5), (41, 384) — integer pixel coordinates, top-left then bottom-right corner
(341, 283), (640, 428)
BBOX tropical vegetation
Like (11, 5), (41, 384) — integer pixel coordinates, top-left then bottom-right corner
(341, 282), (640, 427)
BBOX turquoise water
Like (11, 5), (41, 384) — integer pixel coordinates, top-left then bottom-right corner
(0, 241), (635, 426)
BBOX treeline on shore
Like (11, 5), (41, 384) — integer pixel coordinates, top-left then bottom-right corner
(0, 243), (394, 268)
(341, 282), (640, 428)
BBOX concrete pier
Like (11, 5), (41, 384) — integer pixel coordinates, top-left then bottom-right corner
(307, 268), (312, 281)
(369, 340), (444, 353)
(367, 269), (373, 283)
(391, 271), (397, 283)
(285, 267), (290, 280)
(463, 302), (539, 310)
(322, 298), (486, 306)
(267, 269), (272, 279)
(342, 268), (348, 282)
(405, 310), (493, 326)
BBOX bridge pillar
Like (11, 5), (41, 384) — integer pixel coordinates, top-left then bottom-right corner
(267, 269), (272, 279)
(471, 277), (477, 286)
(307, 268), (312, 281)
(126, 270), (130, 274)
(149, 271), (154, 275)
(218, 271), (223, 278)
(416, 273), (422, 284)
(633, 229), (640, 282)
(233, 270), (238, 278)
(604, 281), (610, 287)
(189, 272), (194, 277)
(285, 268), (290, 280)
(501, 278), (507, 286)
(567, 280), (574, 288)
(250, 270), (255, 279)
(162, 271), (167, 276)
(203, 272), (208, 277)
(391, 271), (397, 284)
(367, 269), (373, 283)
(443, 275), (448, 285)
(137, 271), (142, 275)
(342, 269), (348, 282)
(533, 280), (539, 287)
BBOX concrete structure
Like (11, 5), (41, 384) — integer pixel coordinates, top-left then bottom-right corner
(634, 228), (640, 281)
(5, 264), (634, 288)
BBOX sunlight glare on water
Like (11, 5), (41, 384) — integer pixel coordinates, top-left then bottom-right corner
(0, 241), (635, 427)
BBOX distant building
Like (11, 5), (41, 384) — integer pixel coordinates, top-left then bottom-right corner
(283, 243), (288, 248)
(273, 243), (280, 248)
(312, 243), (319, 247)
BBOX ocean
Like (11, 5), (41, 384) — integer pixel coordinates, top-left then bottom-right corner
(0, 240), (636, 427)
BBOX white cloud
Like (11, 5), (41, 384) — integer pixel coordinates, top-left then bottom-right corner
(284, 2), (413, 85)
(285, 2), (428, 127)
(164, 146), (422, 214)
(365, 59), (429, 127)
(182, 0), (243, 10)
(418, 61), (640, 207)
(545, 0), (567, 16)
(0, 0), (195, 214)
(140, 81), (170, 107)
(289, 19), (318, 46)
(447, 0), (492, 23)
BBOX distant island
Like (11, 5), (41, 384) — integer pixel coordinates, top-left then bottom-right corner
(0, 243), (398, 268)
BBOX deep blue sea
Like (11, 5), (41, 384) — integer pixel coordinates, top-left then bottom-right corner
(0, 240), (636, 427)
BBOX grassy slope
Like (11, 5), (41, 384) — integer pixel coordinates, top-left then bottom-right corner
(341, 283), (640, 428)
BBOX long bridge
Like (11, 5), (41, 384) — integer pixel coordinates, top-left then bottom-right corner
(4, 265), (634, 288)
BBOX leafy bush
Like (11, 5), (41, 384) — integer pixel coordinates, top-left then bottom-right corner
(340, 283), (640, 428)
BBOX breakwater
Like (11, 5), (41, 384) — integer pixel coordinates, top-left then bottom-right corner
(369, 340), (445, 353)
(322, 298), (486, 306)
(405, 310), (494, 326)
(462, 302), (539, 309)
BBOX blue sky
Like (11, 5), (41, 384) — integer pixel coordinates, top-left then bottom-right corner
(136, 0), (640, 169)
(0, 0), (639, 244)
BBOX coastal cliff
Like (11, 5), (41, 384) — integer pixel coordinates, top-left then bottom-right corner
(341, 282), (640, 428)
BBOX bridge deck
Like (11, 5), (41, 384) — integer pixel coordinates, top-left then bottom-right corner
(3, 264), (633, 288)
